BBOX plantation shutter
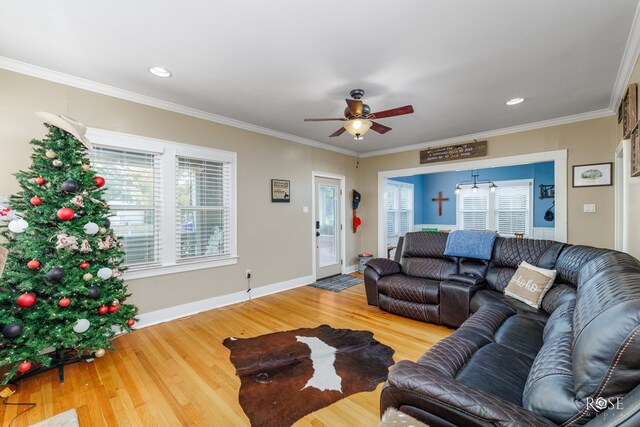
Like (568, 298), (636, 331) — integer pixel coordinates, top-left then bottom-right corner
(175, 156), (231, 261)
(495, 184), (531, 236)
(90, 147), (162, 268)
(459, 189), (489, 230)
(399, 185), (413, 235)
(385, 180), (414, 240)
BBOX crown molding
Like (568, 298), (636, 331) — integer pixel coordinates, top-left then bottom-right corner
(0, 57), (359, 157)
(359, 108), (614, 158)
(610, 0), (640, 112)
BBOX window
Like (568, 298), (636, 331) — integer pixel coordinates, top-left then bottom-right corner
(386, 180), (414, 242)
(88, 128), (237, 279)
(457, 179), (532, 236)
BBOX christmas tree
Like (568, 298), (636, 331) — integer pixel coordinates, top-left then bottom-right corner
(0, 113), (137, 384)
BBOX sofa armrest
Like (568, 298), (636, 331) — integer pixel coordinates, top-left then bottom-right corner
(366, 258), (401, 277)
(382, 361), (556, 427)
(448, 273), (486, 286)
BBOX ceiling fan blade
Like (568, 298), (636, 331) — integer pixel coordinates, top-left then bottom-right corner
(304, 118), (345, 122)
(346, 99), (363, 116)
(371, 105), (414, 119)
(329, 127), (347, 137)
(370, 121), (392, 134)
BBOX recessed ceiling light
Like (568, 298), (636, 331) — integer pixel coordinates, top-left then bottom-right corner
(506, 97), (524, 106)
(148, 67), (172, 78)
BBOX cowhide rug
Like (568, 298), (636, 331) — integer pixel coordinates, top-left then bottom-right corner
(223, 324), (395, 427)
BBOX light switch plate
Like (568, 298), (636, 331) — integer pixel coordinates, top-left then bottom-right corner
(302, 206), (309, 213)
(583, 203), (596, 213)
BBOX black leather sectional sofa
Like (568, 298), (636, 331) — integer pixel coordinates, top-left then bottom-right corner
(364, 231), (640, 426)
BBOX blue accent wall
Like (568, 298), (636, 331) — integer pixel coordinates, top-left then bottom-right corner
(390, 161), (555, 228)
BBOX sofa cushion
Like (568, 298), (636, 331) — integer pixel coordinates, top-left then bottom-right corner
(541, 284), (576, 314)
(456, 343), (535, 406)
(503, 261), (556, 309)
(494, 314), (545, 359)
(554, 244), (610, 286)
(378, 275), (440, 304)
(470, 290), (549, 322)
(400, 232), (457, 280)
(485, 237), (564, 292)
(543, 299), (574, 342)
(523, 328), (577, 424)
(572, 264), (640, 403)
(378, 294), (440, 324)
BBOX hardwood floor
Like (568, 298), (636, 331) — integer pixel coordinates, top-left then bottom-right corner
(0, 280), (452, 426)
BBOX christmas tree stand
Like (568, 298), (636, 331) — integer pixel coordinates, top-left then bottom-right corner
(15, 348), (91, 384)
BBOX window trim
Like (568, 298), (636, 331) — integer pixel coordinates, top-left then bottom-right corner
(86, 128), (238, 280)
(385, 179), (414, 242)
(456, 178), (533, 236)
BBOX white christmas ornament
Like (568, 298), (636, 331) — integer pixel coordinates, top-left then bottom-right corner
(8, 219), (28, 233)
(52, 159), (63, 167)
(83, 222), (99, 235)
(73, 318), (90, 333)
(45, 149), (57, 159)
(56, 233), (79, 250)
(94, 348), (106, 358)
(97, 267), (113, 279)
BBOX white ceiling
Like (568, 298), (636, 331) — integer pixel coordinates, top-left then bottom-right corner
(1, 1), (639, 155)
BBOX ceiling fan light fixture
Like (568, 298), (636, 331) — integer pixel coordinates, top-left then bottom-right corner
(506, 97), (524, 106)
(343, 119), (372, 137)
(148, 66), (172, 78)
(354, 134), (364, 140)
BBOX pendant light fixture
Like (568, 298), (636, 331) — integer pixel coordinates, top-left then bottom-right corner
(455, 170), (497, 195)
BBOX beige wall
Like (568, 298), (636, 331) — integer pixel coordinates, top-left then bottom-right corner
(0, 69), (360, 314)
(359, 116), (618, 255)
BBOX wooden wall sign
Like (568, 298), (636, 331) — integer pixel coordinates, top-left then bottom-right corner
(420, 140), (487, 164)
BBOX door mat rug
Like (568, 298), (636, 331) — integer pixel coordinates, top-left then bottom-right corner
(308, 274), (363, 292)
(223, 324), (395, 427)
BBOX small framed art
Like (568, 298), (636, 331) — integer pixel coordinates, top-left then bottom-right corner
(271, 179), (290, 202)
(572, 163), (612, 187)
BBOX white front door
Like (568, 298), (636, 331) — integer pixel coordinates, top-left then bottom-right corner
(315, 177), (342, 279)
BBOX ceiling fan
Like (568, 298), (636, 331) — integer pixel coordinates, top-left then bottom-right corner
(304, 89), (414, 140)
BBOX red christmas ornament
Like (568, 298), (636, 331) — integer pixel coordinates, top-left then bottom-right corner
(108, 304), (120, 313)
(127, 319), (135, 327)
(79, 261), (90, 269)
(59, 297), (71, 307)
(16, 293), (36, 308)
(98, 305), (109, 315)
(94, 176), (106, 188)
(56, 207), (75, 221)
(18, 361), (32, 373)
(30, 196), (42, 206)
(35, 177), (46, 185)
(27, 260), (40, 269)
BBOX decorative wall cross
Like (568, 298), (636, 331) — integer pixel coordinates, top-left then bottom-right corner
(431, 191), (449, 216)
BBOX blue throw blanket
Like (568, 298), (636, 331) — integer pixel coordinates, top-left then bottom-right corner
(444, 230), (498, 260)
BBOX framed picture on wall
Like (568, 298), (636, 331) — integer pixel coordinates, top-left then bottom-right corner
(271, 179), (290, 202)
(632, 128), (640, 177)
(572, 163), (612, 187)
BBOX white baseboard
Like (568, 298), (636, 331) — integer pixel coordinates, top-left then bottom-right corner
(345, 264), (358, 274)
(134, 274), (314, 329)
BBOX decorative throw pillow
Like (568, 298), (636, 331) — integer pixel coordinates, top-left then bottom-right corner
(504, 261), (557, 308)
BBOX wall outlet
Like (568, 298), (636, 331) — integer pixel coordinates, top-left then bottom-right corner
(583, 203), (597, 213)
(245, 269), (251, 279)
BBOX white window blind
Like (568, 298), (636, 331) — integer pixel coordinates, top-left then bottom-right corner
(176, 157), (232, 262)
(87, 127), (238, 279)
(495, 183), (531, 236)
(456, 179), (533, 236)
(458, 189), (489, 231)
(386, 180), (414, 240)
(91, 147), (162, 268)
